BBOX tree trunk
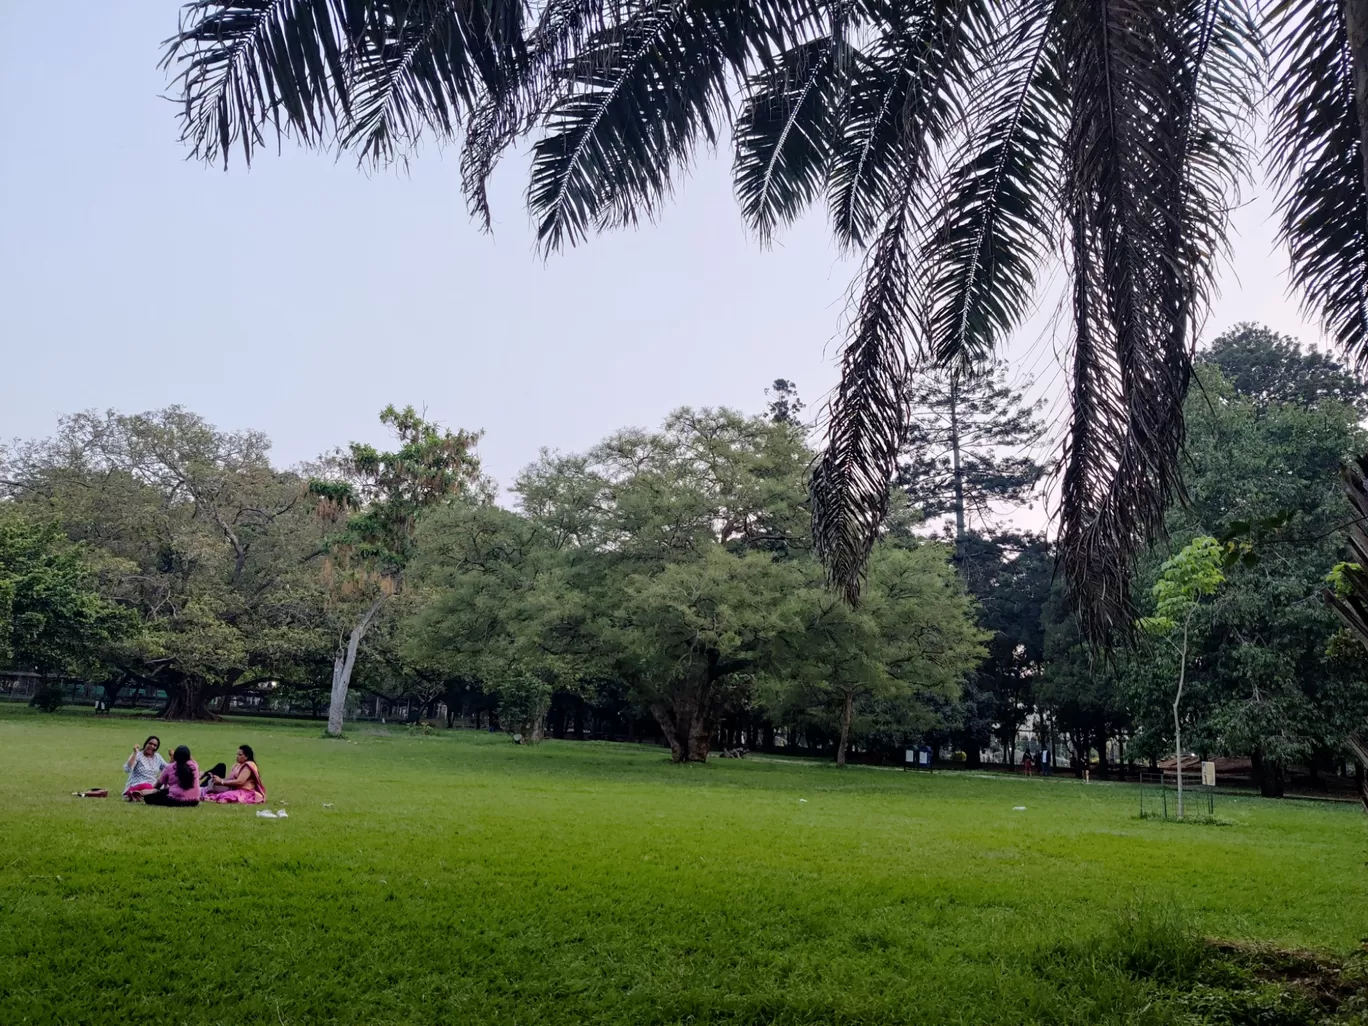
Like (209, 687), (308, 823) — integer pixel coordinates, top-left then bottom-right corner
(949, 374), (966, 561)
(326, 596), (385, 737)
(1174, 614), (1190, 819)
(1345, 0), (1368, 208)
(102, 673), (131, 709)
(1255, 747), (1286, 797)
(650, 672), (716, 763)
(687, 705), (713, 762)
(1258, 761), (1286, 798)
(161, 681), (215, 720)
(836, 690), (854, 767)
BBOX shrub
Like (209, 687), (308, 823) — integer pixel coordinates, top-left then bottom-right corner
(30, 685), (65, 713)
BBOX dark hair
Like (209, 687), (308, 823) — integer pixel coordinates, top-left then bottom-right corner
(238, 744), (255, 762)
(173, 745), (194, 790)
(142, 735), (161, 752)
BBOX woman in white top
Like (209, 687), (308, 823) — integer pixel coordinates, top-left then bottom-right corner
(123, 735), (167, 801)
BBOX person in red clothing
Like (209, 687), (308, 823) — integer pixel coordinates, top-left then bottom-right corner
(1021, 752), (1034, 776)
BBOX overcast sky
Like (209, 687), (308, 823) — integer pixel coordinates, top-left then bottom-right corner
(0, 3), (1330, 506)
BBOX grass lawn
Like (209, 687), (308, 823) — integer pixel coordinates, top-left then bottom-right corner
(1, 708), (1365, 1026)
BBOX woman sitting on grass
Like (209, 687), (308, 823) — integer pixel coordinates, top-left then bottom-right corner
(202, 745), (267, 804)
(144, 746), (200, 807)
(122, 736), (166, 801)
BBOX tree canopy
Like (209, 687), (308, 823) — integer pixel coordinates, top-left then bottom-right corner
(409, 406), (984, 762)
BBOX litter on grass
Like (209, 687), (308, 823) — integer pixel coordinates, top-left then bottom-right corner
(256, 810), (278, 819)
(1013, 806), (1027, 811)
(276, 811), (288, 818)
(799, 799), (808, 804)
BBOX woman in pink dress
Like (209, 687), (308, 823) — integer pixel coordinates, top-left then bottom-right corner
(202, 745), (267, 804)
(144, 745), (201, 807)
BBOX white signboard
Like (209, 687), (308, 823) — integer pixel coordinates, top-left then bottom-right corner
(1200, 761), (1216, 787)
(905, 749), (916, 764)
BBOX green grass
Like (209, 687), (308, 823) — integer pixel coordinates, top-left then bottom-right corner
(1, 708), (1364, 1026)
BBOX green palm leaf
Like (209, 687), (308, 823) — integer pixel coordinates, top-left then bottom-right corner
(160, 0), (354, 167)
(339, 0), (528, 167)
(916, 0), (1063, 373)
(825, 0), (989, 249)
(1265, 0), (1368, 366)
(734, 37), (852, 243)
(812, 182), (917, 602)
(526, 0), (732, 253)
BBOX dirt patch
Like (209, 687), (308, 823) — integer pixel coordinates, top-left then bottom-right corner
(1196, 939), (1368, 1024)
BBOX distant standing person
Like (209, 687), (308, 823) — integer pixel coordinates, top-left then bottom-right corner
(1021, 752), (1034, 776)
(123, 736), (166, 801)
(1039, 749), (1052, 776)
(144, 745), (201, 807)
(202, 745), (267, 804)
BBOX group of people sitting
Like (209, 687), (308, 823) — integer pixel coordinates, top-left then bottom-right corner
(122, 736), (267, 808)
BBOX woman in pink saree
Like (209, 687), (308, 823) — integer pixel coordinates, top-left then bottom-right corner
(202, 744), (267, 804)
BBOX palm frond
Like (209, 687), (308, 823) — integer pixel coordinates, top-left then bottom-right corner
(160, 0), (352, 167)
(526, 0), (733, 253)
(811, 181), (918, 603)
(915, 0), (1063, 373)
(461, 0), (606, 230)
(825, 0), (991, 249)
(524, 0), (836, 252)
(1056, 0), (1255, 642)
(339, 0), (527, 167)
(1265, 0), (1368, 368)
(733, 36), (852, 243)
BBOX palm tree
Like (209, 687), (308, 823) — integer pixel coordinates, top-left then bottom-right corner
(160, 0), (1367, 639)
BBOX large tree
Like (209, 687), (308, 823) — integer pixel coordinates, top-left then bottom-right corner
(1038, 328), (1368, 788)
(890, 361), (1048, 766)
(409, 407), (984, 761)
(0, 510), (133, 678)
(405, 502), (585, 741)
(1203, 322), (1368, 415)
(774, 542), (985, 766)
(2, 408), (330, 718)
(1166, 363), (1368, 795)
(512, 407), (814, 761)
(1070, 346), (1368, 796)
(898, 361), (1045, 555)
(310, 405), (484, 736)
(155, 1), (1366, 638)
(954, 531), (1052, 766)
